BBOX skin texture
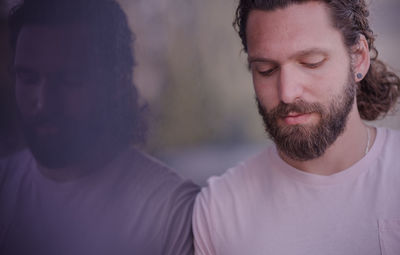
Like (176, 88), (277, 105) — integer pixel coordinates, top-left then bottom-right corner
(246, 2), (374, 175)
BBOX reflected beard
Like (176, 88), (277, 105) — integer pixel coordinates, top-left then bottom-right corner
(22, 112), (107, 169)
(257, 77), (356, 161)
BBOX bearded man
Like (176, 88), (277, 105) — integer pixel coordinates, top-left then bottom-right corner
(0, 0), (199, 254)
(193, 1), (400, 254)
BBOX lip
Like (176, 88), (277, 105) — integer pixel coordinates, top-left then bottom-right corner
(282, 112), (312, 125)
(35, 124), (59, 135)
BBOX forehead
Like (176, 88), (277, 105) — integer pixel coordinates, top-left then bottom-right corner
(14, 24), (92, 72)
(246, 2), (346, 60)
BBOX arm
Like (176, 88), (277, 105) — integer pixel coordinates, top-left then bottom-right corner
(162, 180), (200, 255)
(192, 189), (217, 255)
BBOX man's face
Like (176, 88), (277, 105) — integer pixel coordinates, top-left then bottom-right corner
(246, 2), (357, 161)
(15, 24), (109, 168)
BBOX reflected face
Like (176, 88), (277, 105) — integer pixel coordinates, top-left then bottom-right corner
(246, 2), (357, 160)
(15, 25), (108, 168)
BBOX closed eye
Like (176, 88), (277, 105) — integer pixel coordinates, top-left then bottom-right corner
(259, 67), (278, 77)
(300, 59), (325, 69)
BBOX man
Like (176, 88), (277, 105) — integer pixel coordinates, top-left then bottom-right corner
(193, 1), (400, 254)
(0, 0), (199, 254)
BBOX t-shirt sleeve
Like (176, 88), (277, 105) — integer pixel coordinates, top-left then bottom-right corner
(192, 187), (217, 255)
(0, 150), (31, 245)
(161, 180), (200, 255)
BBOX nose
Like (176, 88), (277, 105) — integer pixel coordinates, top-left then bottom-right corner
(278, 65), (304, 104)
(32, 77), (59, 115)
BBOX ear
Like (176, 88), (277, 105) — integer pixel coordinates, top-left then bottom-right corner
(351, 34), (370, 82)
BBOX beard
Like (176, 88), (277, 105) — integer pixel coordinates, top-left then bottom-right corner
(257, 74), (356, 161)
(22, 110), (108, 169)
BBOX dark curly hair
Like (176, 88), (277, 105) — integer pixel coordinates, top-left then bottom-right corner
(8, 0), (146, 144)
(234, 0), (400, 121)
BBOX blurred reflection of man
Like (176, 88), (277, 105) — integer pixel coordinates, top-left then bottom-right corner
(0, 8), (24, 157)
(193, 1), (400, 254)
(0, 0), (199, 254)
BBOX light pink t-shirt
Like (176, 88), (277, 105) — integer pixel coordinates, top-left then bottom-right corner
(193, 128), (400, 255)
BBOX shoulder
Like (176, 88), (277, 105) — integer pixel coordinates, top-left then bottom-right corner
(374, 127), (400, 162)
(130, 149), (200, 255)
(113, 147), (199, 197)
(0, 149), (35, 184)
(193, 146), (274, 254)
(196, 146), (273, 207)
(0, 149), (35, 230)
(373, 127), (400, 179)
(381, 127), (400, 141)
(108, 147), (200, 255)
(0, 148), (33, 167)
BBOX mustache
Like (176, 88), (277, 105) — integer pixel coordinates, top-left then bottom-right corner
(258, 99), (325, 119)
(23, 114), (66, 128)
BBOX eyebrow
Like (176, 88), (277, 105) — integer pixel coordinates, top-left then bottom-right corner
(247, 48), (329, 68)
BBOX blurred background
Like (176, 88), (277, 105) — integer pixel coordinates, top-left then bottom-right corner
(1, 0), (400, 185)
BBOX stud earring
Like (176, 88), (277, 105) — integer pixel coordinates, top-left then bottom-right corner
(356, 73), (363, 80)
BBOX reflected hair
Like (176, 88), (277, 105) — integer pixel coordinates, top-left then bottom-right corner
(234, 0), (400, 121)
(8, 0), (146, 144)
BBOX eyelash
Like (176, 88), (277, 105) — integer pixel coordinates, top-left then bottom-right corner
(255, 59), (325, 77)
(258, 67), (278, 77)
(301, 60), (325, 69)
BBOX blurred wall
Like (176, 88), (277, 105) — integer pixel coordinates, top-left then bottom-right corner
(122, 0), (264, 153)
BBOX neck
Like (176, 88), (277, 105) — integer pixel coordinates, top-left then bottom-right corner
(279, 104), (376, 175)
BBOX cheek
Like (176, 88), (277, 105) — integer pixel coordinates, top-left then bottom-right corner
(252, 75), (280, 111)
(15, 84), (36, 116)
(314, 72), (346, 100)
(315, 56), (351, 95)
(61, 89), (100, 119)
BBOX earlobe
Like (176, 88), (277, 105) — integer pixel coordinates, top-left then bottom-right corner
(352, 34), (370, 82)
